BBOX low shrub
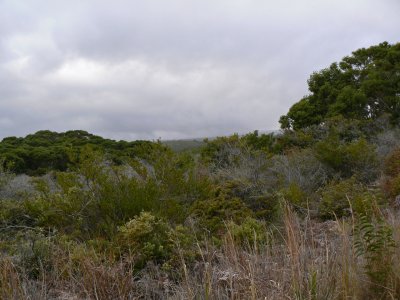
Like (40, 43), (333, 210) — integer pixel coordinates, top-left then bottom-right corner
(117, 212), (197, 271)
(189, 188), (254, 235)
(319, 177), (384, 219)
(226, 217), (269, 247)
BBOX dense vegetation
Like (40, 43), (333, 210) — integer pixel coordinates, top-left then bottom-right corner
(0, 130), (164, 175)
(1, 42), (400, 299)
(280, 42), (400, 129)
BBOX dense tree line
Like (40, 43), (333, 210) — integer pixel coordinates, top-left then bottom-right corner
(0, 130), (165, 175)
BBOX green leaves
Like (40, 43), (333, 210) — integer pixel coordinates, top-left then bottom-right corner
(280, 42), (400, 129)
(314, 133), (378, 182)
(354, 215), (396, 294)
(0, 130), (165, 175)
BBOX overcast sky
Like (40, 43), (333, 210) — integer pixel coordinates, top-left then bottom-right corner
(0, 0), (399, 141)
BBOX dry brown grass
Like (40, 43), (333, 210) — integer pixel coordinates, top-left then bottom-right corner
(2, 207), (400, 299)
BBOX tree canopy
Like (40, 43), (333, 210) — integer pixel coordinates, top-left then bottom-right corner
(280, 42), (400, 130)
(0, 130), (165, 174)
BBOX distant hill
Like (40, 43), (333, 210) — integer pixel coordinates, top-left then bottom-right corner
(161, 130), (278, 152)
(0, 129), (279, 174)
(0, 130), (165, 175)
(162, 138), (206, 152)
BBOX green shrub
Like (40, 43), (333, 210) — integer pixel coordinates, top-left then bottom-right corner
(190, 188), (254, 235)
(166, 224), (198, 269)
(0, 199), (31, 228)
(354, 215), (396, 296)
(158, 198), (187, 224)
(279, 183), (308, 209)
(345, 138), (378, 182)
(117, 212), (196, 270)
(14, 230), (55, 279)
(227, 217), (268, 247)
(319, 177), (383, 219)
(117, 212), (172, 268)
(217, 180), (280, 221)
(315, 134), (378, 182)
(0, 158), (14, 191)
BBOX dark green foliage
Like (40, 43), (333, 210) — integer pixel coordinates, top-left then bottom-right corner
(201, 134), (243, 167)
(241, 130), (278, 153)
(220, 180), (280, 220)
(276, 116), (392, 154)
(279, 97), (323, 130)
(314, 133), (378, 182)
(0, 159), (14, 191)
(280, 42), (400, 130)
(0, 130), (165, 175)
(354, 215), (396, 296)
(201, 132), (278, 166)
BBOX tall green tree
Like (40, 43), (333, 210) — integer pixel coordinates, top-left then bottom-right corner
(280, 42), (400, 130)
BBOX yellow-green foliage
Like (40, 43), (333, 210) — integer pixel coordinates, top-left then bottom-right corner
(0, 199), (29, 228)
(23, 148), (182, 239)
(227, 217), (268, 247)
(23, 181), (90, 238)
(117, 212), (172, 268)
(190, 188), (254, 235)
(280, 182), (308, 208)
(117, 212), (196, 270)
(319, 177), (383, 219)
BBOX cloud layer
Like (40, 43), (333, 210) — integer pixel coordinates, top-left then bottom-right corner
(1, 0), (399, 140)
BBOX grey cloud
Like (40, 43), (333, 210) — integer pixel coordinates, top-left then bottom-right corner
(0, 0), (399, 140)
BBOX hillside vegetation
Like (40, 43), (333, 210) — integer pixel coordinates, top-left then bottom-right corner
(1, 42), (400, 299)
(0, 130), (165, 175)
